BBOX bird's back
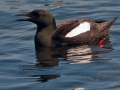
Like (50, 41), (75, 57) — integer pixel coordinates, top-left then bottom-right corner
(52, 18), (117, 46)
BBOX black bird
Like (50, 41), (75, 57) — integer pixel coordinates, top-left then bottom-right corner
(16, 9), (117, 47)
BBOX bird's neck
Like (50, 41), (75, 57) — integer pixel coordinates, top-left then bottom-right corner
(37, 24), (56, 34)
(35, 24), (57, 47)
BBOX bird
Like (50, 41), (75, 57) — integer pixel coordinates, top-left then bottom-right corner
(16, 9), (117, 48)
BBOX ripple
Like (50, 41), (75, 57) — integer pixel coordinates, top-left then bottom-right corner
(0, 0), (120, 90)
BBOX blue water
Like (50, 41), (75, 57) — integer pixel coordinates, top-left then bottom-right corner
(0, 0), (120, 90)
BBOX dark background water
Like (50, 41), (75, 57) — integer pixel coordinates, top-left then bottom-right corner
(0, 0), (120, 90)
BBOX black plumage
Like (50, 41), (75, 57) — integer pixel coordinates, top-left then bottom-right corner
(16, 9), (117, 47)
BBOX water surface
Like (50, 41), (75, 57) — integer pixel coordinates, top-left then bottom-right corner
(0, 0), (120, 90)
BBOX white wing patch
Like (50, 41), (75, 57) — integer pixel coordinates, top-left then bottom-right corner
(65, 22), (90, 37)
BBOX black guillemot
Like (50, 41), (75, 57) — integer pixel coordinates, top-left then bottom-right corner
(16, 9), (117, 47)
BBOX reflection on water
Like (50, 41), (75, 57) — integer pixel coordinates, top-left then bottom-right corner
(67, 45), (92, 64)
(35, 43), (113, 67)
(0, 0), (120, 89)
(74, 87), (85, 90)
(36, 48), (59, 67)
(67, 45), (112, 64)
(33, 44), (113, 84)
(30, 74), (60, 82)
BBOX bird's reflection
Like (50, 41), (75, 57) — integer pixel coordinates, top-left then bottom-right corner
(35, 40), (113, 66)
(35, 47), (60, 67)
(34, 40), (113, 82)
(66, 45), (112, 64)
(67, 45), (93, 64)
(30, 74), (60, 82)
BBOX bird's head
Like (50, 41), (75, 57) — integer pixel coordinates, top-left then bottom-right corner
(16, 9), (56, 27)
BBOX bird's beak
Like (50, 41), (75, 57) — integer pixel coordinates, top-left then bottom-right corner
(16, 13), (34, 21)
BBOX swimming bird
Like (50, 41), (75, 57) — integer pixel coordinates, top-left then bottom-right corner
(16, 9), (117, 47)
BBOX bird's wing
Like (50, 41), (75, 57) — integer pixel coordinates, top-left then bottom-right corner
(52, 17), (117, 45)
(52, 19), (96, 43)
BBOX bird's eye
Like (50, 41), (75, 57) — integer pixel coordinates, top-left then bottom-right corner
(33, 12), (40, 18)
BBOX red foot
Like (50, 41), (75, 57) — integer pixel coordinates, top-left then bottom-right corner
(98, 38), (106, 47)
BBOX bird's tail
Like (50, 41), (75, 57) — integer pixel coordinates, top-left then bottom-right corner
(97, 17), (117, 33)
(90, 17), (117, 44)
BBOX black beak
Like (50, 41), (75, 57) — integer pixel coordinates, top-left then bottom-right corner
(16, 13), (33, 21)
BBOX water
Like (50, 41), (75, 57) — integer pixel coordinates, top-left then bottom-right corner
(0, 0), (120, 90)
